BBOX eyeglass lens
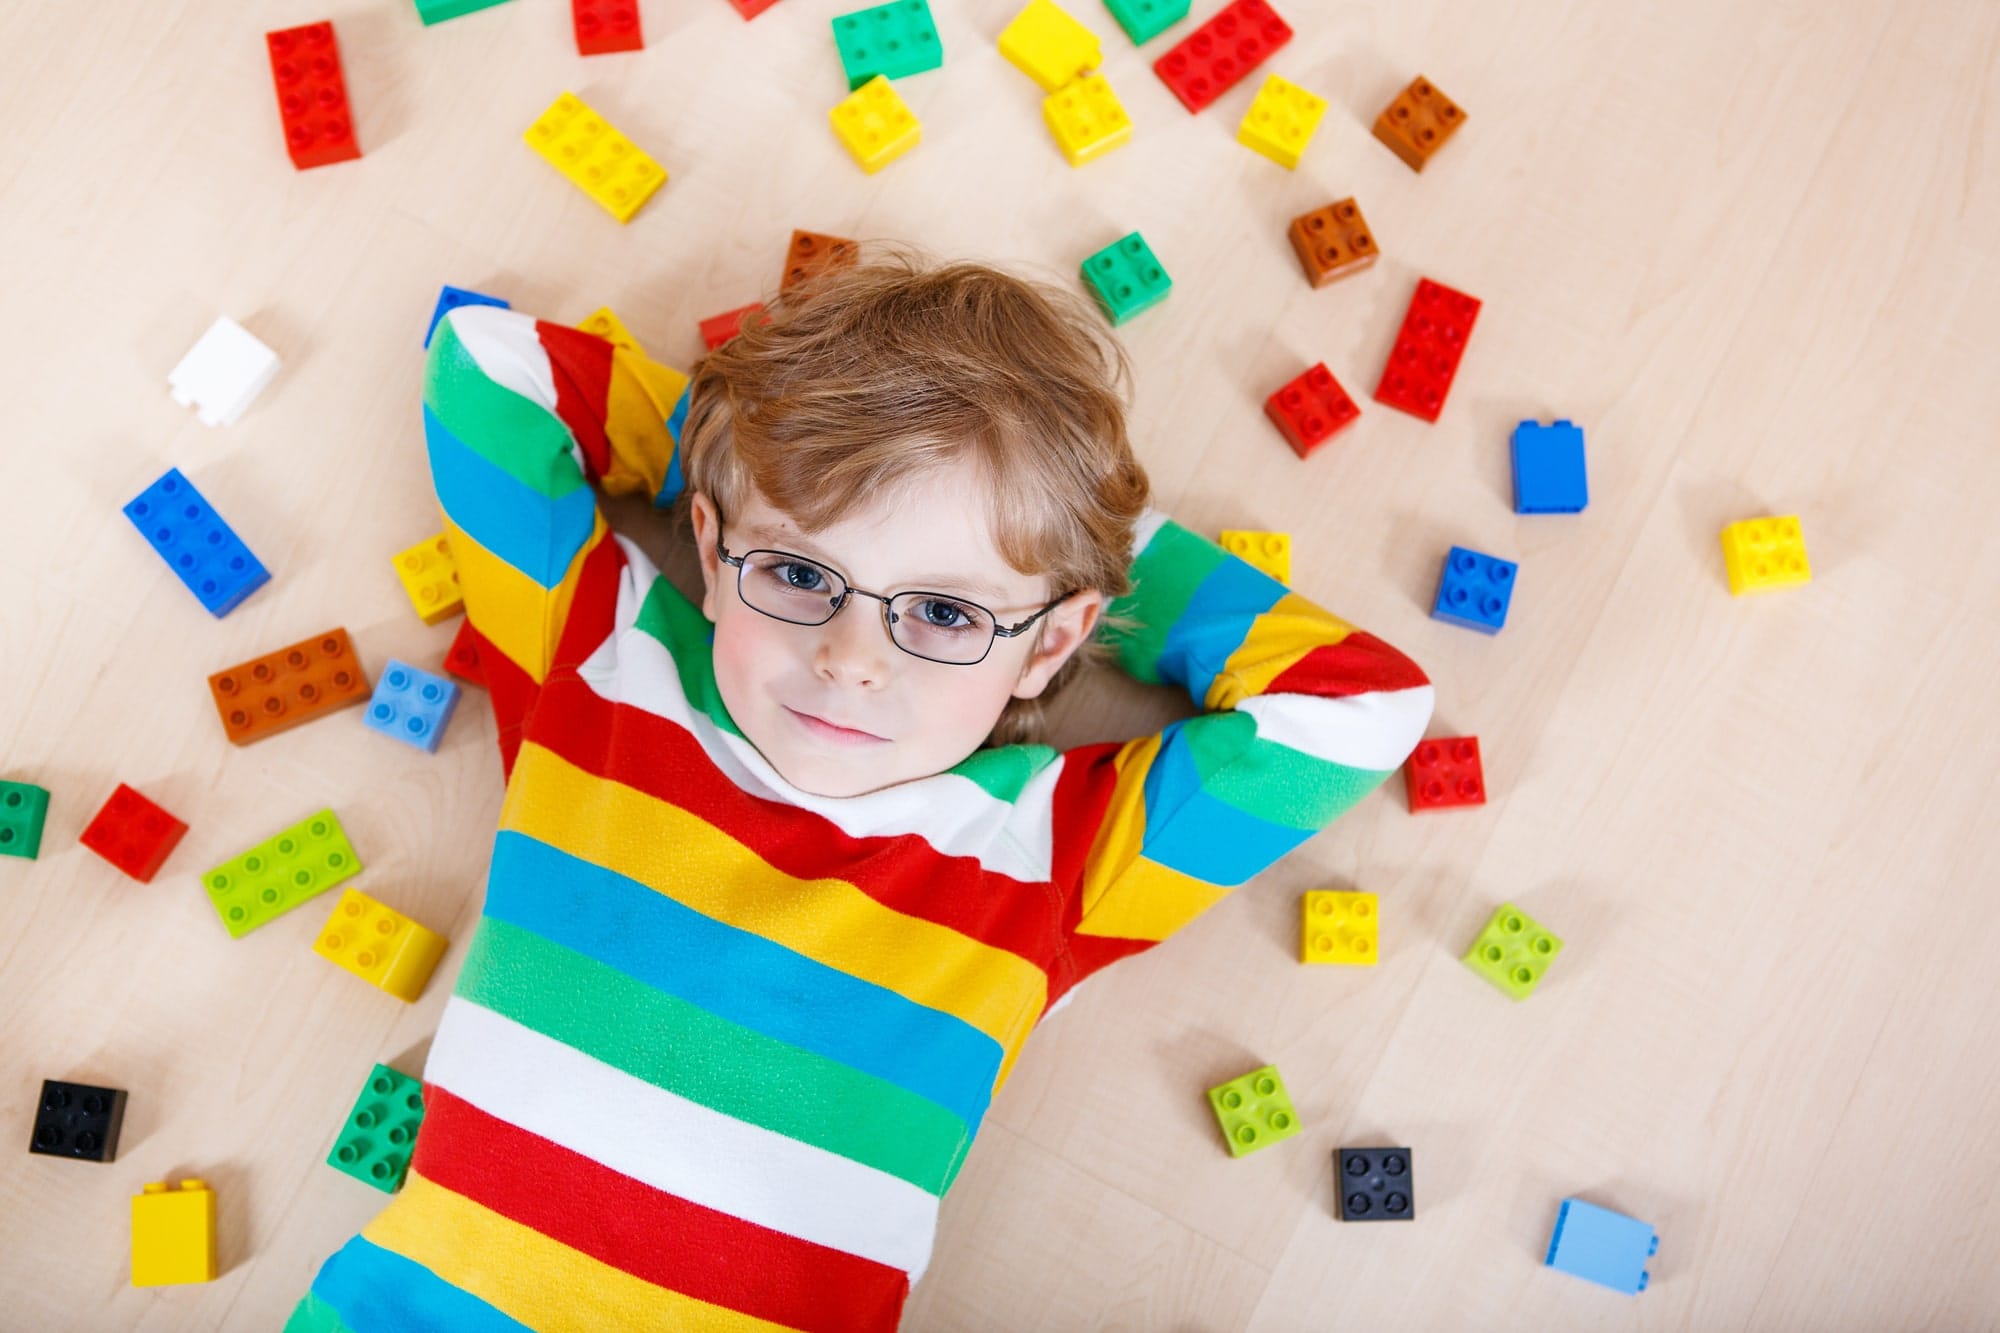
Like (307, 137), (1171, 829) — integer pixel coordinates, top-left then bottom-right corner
(736, 550), (997, 664)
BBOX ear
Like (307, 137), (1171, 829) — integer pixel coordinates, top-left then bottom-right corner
(1011, 590), (1104, 700)
(688, 490), (722, 622)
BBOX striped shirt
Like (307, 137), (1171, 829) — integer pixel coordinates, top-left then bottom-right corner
(287, 303), (1434, 1331)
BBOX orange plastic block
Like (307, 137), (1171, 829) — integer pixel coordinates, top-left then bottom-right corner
(1301, 890), (1377, 964)
(208, 628), (372, 746)
(780, 229), (860, 291)
(392, 533), (462, 625)
(1288, 198), (1377, 289)
(314, 887), (449, 1003)
(1372, 76), (1465, 172)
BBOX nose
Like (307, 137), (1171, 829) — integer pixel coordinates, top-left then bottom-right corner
(813, 595), (894, 687)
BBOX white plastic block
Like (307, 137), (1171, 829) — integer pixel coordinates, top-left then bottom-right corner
(168, 316), (280, 426)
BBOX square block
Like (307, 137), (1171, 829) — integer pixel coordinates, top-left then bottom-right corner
(209, 627), (372, 746)
(997, 0), (1101, 92)
(203, 808), (361, 939)
(79, 784), (187, 883)
(833, 0), (941, 87)
(781, 229), (860, 290)
(1375, 277), (1481, 423)
(1512, 419), (1589, 513)
(1463, 902), (1563, 999)
(444, 620), (486, 687)
(1721, 516), (1810, 595)
(413, 0), (512, 25)
(327, 1064), (427, 1193)
(1207, 1064), (1300, 1157)
(1336, 1147), (1413, 1220)
(698, 302), (765, 349)
(266, 22), (360, 170)
(1264, 363), (1358, 459)
(30, 1079), (128, 1162)
(1043, 73), (1133, 166)
(364, 661), (462, 754)
(1236, 73), (1325, 169)
(392, 532), (463, 625)
(573, 0), (643, 54)
(1432, 545), (1516, 633)
(727, 0), (782, 15)
(1546, 1198), (1658, 1294)
(1153, 0), (1292, 113)
(1301, 890), (1376, 964)
(131, 1179), (217, 1286)
(1405, 736), (1485, 811)
(830, 75), (922, 174)
(1102, 0), (1189, 43)
(0, 779), (50, 860)
(1373, 74), (1465, 171)
(123, 468), (271, 617)
(167, 315), (279, 427)
(1081, 232), (1170, 325)
(523, 92), (667, 224)
(314, 888), (450, 1003)
(425, 285), (508, 348)
(1218, 529), (1289, 584)
(1288, 197), (1377, 289)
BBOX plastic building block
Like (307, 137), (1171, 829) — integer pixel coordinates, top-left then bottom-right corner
(1219, 530), (1289, 584)
(1721, 516), (1811, 595)
(781, 229), (860, 291)
(699, 302), (765, 349)
(1373, 75), (1465, 172)
(577, 305), (641, 352)
(79, 785), (187, 883)
(392, 532), (463, 625)
(1236, 73), (1324, 169)
(523, 92), (667, 224)
(123, 469), (270, 618)
(998, 0), (1101, 91)
(833, 0), (941, 88)
(1264, 363), (1358, 459)
(202, 809), (361, 939)
(1301, 890), (1376, 964)
(364, 661), (463, 754)
(0, 780), (50, 860)
(573, 0), (643, 54)
(1102, 0), (1190, 44)
(1043, 72), (1133, 166)
(727, 0), (782, 17)
(1152, 0), (1291, 113)
(1432, 546), (1516, 634)
(167, 315), (279, 426)
(425, 285), (508, 349)
(1288, 198), (1377, 289)
(209, 628), (372, 746)
(1375, 278), (1481, 423)
(444, 620), (486, 687)
(1546, 1198), (1658, 1294)
(266, 22), (360, 170)
(314, 887), (450, 1003)
(1512, 419), (1589, 514)
(29, 1079), (128, 1162)
(413, 0), (512, 24)
(1207, 1064), (1300, 1157)
(1081, 232), (1170, 325)
(1463, 902), (1562, 999)
(1406, 736), (1485, 811)
(327, 1064), (427, 1193)
(1336, 1147), (1413, 1220)
(830, 75), (922, 174)
(131, 1179), (217, 1287)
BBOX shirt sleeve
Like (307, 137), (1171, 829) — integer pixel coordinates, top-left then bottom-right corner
(1048, 508), (1436, 990)
(422, 304), (691, 775)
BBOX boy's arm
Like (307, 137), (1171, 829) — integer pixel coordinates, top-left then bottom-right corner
(424, 305), (690, 773)
(1048, 509), (1436, 991)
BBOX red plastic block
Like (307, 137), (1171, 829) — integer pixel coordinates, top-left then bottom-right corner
(573, 0), (643, 53)
(79, 785), (188, 882)
(208, 628), (373, 746)
(727, 0), (782, 16)
(1265, 364), (1358, 459)
(444, 620), (486, 688)
(1406, 737), (1485, 812)
(780, 230), (859, 291)
(1152, 0), (1293, 114)
(266, 22), (360, 171)
(1374, 278), (1481, 423)
(699, 303), (765, 350)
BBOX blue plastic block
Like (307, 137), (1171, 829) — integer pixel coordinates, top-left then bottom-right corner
(1432, 546), (1516, 633)
(1511, 419), (1588, 514)
(363, 660), (461, 754)
(425, 285), (510, 348)
(1545, 1198), (1658, 1294)
(122, 469), (271, 617)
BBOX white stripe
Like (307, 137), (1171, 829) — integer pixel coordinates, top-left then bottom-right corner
(1130, 506), (1172, 560)
(447, 306), (559, 414)
(425, 995), (942, 1278)
(1240, 683), (1436, 771)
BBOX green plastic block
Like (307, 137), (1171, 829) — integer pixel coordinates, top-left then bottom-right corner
(1101, 0), (1189, 44)
(327, 1064), (426, 1193)
(1207, 1064), (1300, 1157)
(1463, 902), (1563, 999)
(0, 780), (50, 859)
(833, 0), (943, 89)
(1081, 232), (1171, 325)
(413, 0), (511, 25)
(203, 808), (361, 939)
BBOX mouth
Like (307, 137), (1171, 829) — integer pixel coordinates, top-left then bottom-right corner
(784, 706), (888, 744)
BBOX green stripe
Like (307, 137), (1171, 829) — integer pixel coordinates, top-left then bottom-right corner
(1104, 519), (1230, 684)
(632, 577), (741, 738)
(1202, 730), (1392, 830)
(283, 1292), (351, 1333)
(424, 317), (589, 503)
(458, 918), (970, 1195)
(948, 742), (1057, 800)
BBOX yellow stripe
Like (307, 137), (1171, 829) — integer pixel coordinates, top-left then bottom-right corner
(502, 741), (1047, 1053)
(1205, 593), (1358, 710)
(1071, 734), (1228, 941)
(599, 352), (687, 502)
(366, 1172), (793, 1332)
(443, 512), (600, 685)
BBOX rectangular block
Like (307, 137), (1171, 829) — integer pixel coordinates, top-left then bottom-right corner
(208, 628), (372, 746)
(131, 1179), (217, 1286)
(998, 0), (1101, 92)
(1153, 0), (1291, 113)
(573, 0), (642, 53)
(314, 888), (449, 1002)
(1512, 419), (1589, 513)
(1103, 0), (1189, 43)
(0, 779), (50, 859)
(327, 1064), (427, 1193)
(79, 784), (187, 883)
(523, 92), (666, 223)
(203, 809), (361, 939)
(1546, 1198), (1658, 1294)
(123, 469), (271, 617)
(833, 0), (941, 87)
(266, 22), (360, 170)
(1375, 277), (1480, 423)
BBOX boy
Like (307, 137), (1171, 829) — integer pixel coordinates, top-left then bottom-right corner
(288, 254), (1434, 1330)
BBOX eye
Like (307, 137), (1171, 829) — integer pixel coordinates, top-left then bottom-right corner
(775, 560), (826, 592)
(913, 598), (978, 631)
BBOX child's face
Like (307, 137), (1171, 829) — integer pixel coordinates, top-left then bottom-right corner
(688, 457), (1104, 798)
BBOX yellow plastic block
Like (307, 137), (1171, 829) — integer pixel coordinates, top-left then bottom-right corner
(1219, 529), (1291, 584)
(578, 306), (642, 354)
(523, 92), (667, 224)
(314, 887), (449, 1003)
(1721, 515), (1811, 595)
(1043, 73), (1132, 166)
(1237, 74), (1327, 170)
(1301, 890), (1377, 965)
(829, 75), (921, 174)
(392, 532), (462, 625)
(131, 1179), (217, 1286)
(998, 0), (1100, 92)
(577, 307), (692, 413)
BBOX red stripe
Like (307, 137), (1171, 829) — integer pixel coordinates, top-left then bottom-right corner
(409, 1085), (907, 1330)
(1043, 741), (1155, 997)
(537, 320), (616, 483)
(552, 529), (631, 673)
(1267, 630), (1430, 698)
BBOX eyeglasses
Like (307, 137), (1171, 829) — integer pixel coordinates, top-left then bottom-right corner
(714, 515), (1072, 666)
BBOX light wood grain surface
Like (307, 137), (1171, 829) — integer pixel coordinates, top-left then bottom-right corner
(4, 0), (1998, 1327)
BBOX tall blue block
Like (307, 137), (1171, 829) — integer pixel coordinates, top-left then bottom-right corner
(1431, 545), (1517, 633)
(122, 469), (270, 617)
(1545, 1197), (1659, 1294)
(1511, 419), (1588, 514)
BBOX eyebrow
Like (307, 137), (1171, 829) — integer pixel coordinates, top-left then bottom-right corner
(739, 523), (1012, 602)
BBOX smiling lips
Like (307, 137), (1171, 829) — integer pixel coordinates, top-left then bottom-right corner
(785, 707), (888, 744)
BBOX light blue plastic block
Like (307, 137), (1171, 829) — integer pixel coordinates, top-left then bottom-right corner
(122, 469), (270, 617)
(363, 660), (461, 754)
(425, 285), (509, 348)
(1431, 545), (1517, 633)
(1545, 1197), (1658, 1294)
(1511, 419), (1588, 514)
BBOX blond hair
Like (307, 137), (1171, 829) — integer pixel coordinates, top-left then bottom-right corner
(675, 246), (1151, 747)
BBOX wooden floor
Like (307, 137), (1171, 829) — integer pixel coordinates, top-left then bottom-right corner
(3, 0), (1997, 1327)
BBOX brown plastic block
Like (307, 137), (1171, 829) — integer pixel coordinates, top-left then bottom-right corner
(1372, 76), (1464, 172)
(779, 230), (859, 291)
(1288, 198), (1377, 289)
(208, 628), (372, 746)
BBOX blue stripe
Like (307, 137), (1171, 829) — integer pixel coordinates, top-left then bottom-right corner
(1139, 715), (1310, 885)
(1155, 557), (1285, 703)
(424, 403), (598, 591)
(308, 1234), (531, 1333)
(655, 385), (689, 507)
(481, 831), (1001, 1136)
